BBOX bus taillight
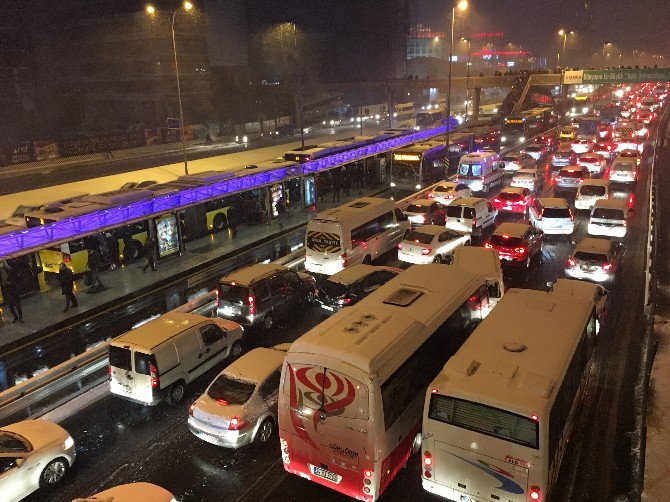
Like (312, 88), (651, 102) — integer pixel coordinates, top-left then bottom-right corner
(63, 253), (71, 263)
(529, 486), (541, 500)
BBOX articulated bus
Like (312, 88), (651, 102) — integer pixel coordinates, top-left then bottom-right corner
(391, 140), (447, 191)
(422, 283), (599, 502)
(415, 110), (446, 130)
(278, 264), (494, 501)
(394, 102), (416, 129)
(500, 107), (557, 147)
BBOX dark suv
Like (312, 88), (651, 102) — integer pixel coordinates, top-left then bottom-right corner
(217, 264), (317, 330)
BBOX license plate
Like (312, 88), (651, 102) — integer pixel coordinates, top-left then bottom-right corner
(310, 465), (342, 484)
(321, 305), (334, 312)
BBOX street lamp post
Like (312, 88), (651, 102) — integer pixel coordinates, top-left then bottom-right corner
(292, 22), (305, 148)
(445, 0), (468, 152)
(557, 29), (574, 67)
(602, 42), (612, 68)
(147, 1), (194, 176)
(462, 37), (471, 120)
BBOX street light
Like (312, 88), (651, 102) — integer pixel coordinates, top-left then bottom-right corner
(445, 0), (468, 152)
(602, 42), (612, 68)
(146, 1), (194, 175)
(557, 29), (574, 66)
(462, 38), (471, 119)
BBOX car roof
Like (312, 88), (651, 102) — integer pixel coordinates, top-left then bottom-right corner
(580, 179), (610, 186)
(575, 237), (613, 254)
(434, 180), (457, 188)
(220, 347), (286, 383)
(406, 198), (434, 207)
(619, 149), (639, 155)
(538, 197), (570, 208)
(326, 264), (389, 285)
(560, 165), (587, 172)
(501, 186), (526, 194)
(494, 222), (531, 238)
(221, 263), (286, 286)
(112, 312), (209, 349)
(593, 198), (627, 209)
(516, 168), (537, 175)
(410, 224), (447, 236)
(450, 197), (486, 206)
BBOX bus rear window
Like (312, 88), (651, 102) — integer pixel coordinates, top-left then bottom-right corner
(109, 346), (132, 371)
(428, 395), (539, 449)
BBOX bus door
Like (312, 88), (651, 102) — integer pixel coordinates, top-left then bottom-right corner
(180, 205), (207, 241)
(284, 363), (370, 496)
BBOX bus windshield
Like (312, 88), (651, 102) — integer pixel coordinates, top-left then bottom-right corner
(428, 394), (539, 449)
(392, 158), (421, 180)
(503, 121), (525, 135)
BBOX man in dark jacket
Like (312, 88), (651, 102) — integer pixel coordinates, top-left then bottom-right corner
(143, 235), (157, 272)
(87, 246), (104, 290)
(58, 262), (78, 313)
(1, 261), (23, 323)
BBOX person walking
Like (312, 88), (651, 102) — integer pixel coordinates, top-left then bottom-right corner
(87, 246), (104, 291)
(1, 261), (23, 323)
(142, 235), (157, 272)
(276, 195), (287, 229)
(58, 262), (78, 313)
(332, 173), (341, 203)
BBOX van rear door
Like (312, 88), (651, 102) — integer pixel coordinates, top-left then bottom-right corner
(109, 345), (136, 398)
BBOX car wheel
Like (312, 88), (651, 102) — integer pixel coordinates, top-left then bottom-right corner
(213, 213), (227, 232)
(263, 313), (274, 330)
(362, 255), (372, 265)
(230, 340), (243, 359)
(433, 255), (443, 264)
(40, 458), (68, 487)
(167, 381), (186, 405)
(256, 418), (274, 444)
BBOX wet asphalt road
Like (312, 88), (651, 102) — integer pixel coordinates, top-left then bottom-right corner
(26, 132), (659, 502)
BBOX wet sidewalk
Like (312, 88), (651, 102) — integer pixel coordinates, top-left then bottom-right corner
(0, 185), (384, 351)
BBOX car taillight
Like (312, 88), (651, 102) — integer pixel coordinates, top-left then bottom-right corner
(529, 485), (541, 500)
(472, 217), (476, 227)
(337, 297), (352, 305)
(63, 253), (71, 263)
(189, 404), (195, 417)
(150, 363), (159, 388)
(569, 209), (574, 221)
(215, 289), (220, 308)
(397, 243), (403, 250)
(421, 247), (432, 256)
(514, 247), (527, 255)
(484, 243), (493, 249)
(228, 417), (248, 430)
(108, 365), (112, 376)
(494, 198), (501, 203)
(340, 253), (348, 268)
(602, 263), (613, 270)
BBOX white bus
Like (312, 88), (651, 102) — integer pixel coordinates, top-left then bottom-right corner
(304, 197), (410, 276)
(278, 264), (495, 501)
(422, 284), (598, 502)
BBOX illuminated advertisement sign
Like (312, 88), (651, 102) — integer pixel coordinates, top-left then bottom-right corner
(470, 32), (504, 38)
(393, 154), (421, 161)
(155, 214), (180, 258)
(505, 119), (524, 124)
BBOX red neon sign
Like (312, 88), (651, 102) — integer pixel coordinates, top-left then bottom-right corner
(470, 32), (505, 38)
(473, 51), (531, 56)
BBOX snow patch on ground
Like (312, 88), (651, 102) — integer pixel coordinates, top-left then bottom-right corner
(642, 316), (670, 500)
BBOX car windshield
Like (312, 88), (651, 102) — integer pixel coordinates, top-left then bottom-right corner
(620, 151), (637, 157)
(498, 191), (523, 201)
(503, 156), (519, 162)
(592, 208), (624, 220)
(580, 185), (607, 196)
(207, 374), (257, 405)
(574, 252), (608, 263)
(405, 204), (430, 214)
(543, 207), (570, 219)
(0, 433), (31, 453)
(217, 284), (250, 305)
(319, 279), (349, 299)
(407, 231), (434, 245)
(613, 162), (635, 171)
(491, 235), (524, 247)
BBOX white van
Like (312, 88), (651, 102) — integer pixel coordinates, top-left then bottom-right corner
(575, 179), (611, 210)
(608, 157), (638, 184)
(305, 197), (410, 275)
(445, 197), (497, 235)
(456, 151), (504, 192)
(451, 246), (505, 306)
(588, 198), (628, 238)
(529, 197), (574, 235)
(109, 312), (244, 406)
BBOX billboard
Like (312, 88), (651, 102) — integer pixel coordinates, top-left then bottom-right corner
(563, 68), (670, 85)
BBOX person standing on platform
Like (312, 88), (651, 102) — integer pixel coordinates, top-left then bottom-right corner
(1, 261), (23, 323)
(87, 246), (104, 291)
(143, 235), (158, 272)
(58, 262), (78, 313)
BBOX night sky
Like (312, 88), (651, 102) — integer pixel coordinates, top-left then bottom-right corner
(412, 0), (669, 61)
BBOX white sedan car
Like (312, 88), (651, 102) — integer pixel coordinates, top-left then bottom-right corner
(74, 483), (176, 502)
(428, 181), (472, 205)
(397, 225), (470, 264)
(0, 420), (76, 502)
(510, 168), (542, 192)
(189, 346), (286, 449)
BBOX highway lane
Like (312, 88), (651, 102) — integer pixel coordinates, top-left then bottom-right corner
(25, 137), (650, 501)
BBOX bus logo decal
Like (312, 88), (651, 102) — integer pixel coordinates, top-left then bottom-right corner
(445, 452), (525, 495)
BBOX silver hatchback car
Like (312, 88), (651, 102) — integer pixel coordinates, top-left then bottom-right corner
(188, 346), (288, 448)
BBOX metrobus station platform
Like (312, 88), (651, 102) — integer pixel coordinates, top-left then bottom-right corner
(0, 185), (384, 385)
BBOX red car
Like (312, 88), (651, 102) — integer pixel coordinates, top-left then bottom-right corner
(485, 221), (544, 267)
(491, 187), (535, 215)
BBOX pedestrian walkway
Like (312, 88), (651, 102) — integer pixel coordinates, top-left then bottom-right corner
(0, 184), (385, 351)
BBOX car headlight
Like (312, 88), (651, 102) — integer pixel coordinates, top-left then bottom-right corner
(63, 436), (74, 450)
(501, 136), (507, 142)
(519, 137), (525, 143)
